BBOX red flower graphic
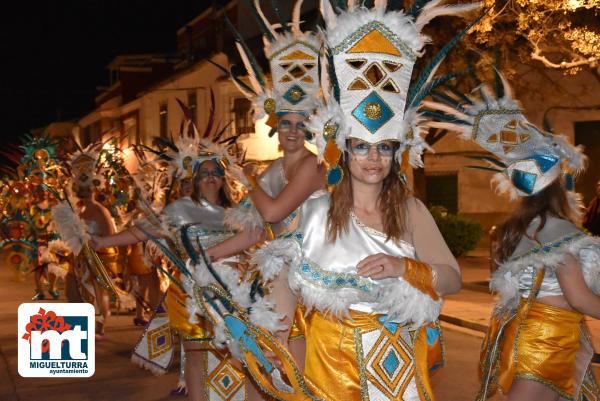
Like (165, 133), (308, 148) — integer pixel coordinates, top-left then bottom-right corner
(22, 308), (72, 352)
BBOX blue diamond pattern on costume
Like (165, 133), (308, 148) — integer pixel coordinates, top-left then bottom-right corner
(352, 91), (394, 134)
(221, 375), (231, 388)
(156, 335), (166, 346)
(382, 350), (400, 378)
(378, 316), (399, 335)
(511, 169), (537, 194)
(283, 85), (306, 105)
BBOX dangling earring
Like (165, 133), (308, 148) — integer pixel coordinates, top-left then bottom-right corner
(323, 122), (343, 186)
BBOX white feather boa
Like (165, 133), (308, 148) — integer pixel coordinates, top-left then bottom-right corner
(491, 232), (600, 311)
(288, 262), (442, 326)
(223, 197), (264, 232)
(182, 256), (286, 350)
(51, 201), (90, 255)
(251, 238), (302, 281)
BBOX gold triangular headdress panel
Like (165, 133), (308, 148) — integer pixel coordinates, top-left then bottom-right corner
(224, 0), (322, 122)
(423, 73), (587, 198)
(308, 0), (482, 185)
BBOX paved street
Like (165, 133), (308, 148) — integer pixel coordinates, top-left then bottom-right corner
(0, 250), (598, 401)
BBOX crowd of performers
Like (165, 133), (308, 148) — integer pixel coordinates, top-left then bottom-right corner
(2, 0), (600, 400)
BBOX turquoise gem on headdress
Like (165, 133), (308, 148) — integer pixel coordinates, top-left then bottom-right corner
(564, 173), (574, 190)
(511, 169), (537, 195)
(352, 91), (394, 133)
(531, 154), (559, 173)
(283, 85), (306, 105)
(327, 166), (343, 186)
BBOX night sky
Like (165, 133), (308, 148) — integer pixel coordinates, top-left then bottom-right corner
(0, 0), (211, 144)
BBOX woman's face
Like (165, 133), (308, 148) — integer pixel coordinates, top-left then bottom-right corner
(196, 160), (224, 199)
(73, 182), (92, 200)
(277, 113), (307, 153)
(347, 139), (394, 186)
(180, 178), (193, 197)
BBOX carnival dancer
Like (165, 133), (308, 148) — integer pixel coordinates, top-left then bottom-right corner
(90, 113), (249, 401)
(1, 135), (67, 299)
(424, 75), (600, 400)
(69, 146), (121, 340)
(272, 1), (483, 399)
(208, 0), (325, 347)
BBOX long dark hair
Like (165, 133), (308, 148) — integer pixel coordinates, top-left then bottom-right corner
(493, 178), (577, 264)
(327, 154), (410, 242)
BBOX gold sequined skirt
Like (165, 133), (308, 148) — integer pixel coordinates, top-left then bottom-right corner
(295, 308), (433, 401)
(478, 299), (600, 400)
(165, 271), (212, 343)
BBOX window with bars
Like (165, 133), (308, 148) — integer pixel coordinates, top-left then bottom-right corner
(232, 97), (253, 135)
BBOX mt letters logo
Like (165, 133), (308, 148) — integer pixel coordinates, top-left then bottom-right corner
(18, 303), (95, 377)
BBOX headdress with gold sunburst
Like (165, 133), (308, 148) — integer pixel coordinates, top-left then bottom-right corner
(224, 0), (322, 127)
(308, 0), (481, 185)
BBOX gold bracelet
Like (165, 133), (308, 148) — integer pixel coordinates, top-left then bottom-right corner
(246, 174), (258, 190)
(403, 258), (439, 301)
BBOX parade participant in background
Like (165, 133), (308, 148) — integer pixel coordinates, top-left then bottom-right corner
(584, 180), (600, 236)
(208, 0), (325, 356)
(0, 135), (67, 299)
(425, 75), (600, 400)
(67, 144), (122, 340)
(277, 0), (483, 399)
(90, 104), (250, 401)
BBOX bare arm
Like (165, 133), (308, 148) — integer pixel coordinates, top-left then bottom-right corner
(206, 229), (265, 261)
(250, 156), (325, 223)
(556, 253), (600, 319)
(90, 226), (148, 250)
(409, 199), (461, 296)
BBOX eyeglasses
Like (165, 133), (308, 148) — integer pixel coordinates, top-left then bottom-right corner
(198, 169), (224, 179)
(348, 141), (395, 158)
(277, 120), (307, 133)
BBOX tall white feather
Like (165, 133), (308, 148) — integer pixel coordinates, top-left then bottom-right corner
(415, 2), (481, 31)
(320, 0), (337, 28)
(235, 42), (265, 96)
(254, 0), (279, 39)
(291, 0), (304, 36)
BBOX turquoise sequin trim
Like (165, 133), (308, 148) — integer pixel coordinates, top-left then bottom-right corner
(509, 231), (585, 261)
(331, 21), (417, 61)
(299, 259), (372, 292)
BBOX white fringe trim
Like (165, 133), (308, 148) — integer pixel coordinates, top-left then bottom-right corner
(491, 233), (600, 310)
(131, 353), (168, 376)
(251, 238), (302, 281)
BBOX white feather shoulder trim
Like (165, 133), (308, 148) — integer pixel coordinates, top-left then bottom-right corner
(491, 231), (600, 309)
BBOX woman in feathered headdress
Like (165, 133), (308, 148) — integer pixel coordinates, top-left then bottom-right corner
(424, 74), (600, 400)
(90, 100), (252, 401)
(250, 0), (481, 399)
(206, 0), (328, 370)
